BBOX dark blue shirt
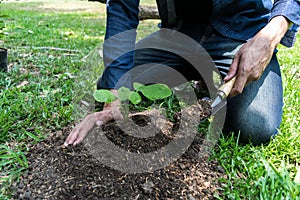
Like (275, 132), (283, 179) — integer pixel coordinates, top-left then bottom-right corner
(99, 0), (300, 89)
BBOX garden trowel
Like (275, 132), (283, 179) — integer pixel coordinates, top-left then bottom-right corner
(207, 76), (237, 119)
(211, 76), (236, 108)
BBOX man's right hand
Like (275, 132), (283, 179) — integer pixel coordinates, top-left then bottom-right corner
(63, 90), (122, 146)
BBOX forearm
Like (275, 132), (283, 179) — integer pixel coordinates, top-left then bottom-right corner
(259, 15), (289, 49)
(270, 0), (300, 47)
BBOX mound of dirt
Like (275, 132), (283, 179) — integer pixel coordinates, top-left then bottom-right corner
(10, 104), (226, 200)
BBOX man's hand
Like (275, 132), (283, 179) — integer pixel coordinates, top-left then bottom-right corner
(64, 90), (122, 146)
(224, 16), (290, 96)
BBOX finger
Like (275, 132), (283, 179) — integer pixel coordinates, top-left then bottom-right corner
(73, 132), (86, 145)
(64, 113), (97, 146)
(230, 73), (248, 97)
(224, 52), (240, 81)
(64, 127), (79, 146)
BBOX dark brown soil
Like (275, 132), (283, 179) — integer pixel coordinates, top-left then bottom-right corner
(10, 102), (226, 200)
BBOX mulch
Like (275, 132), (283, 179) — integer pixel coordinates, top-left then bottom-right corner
(10, 101), (227, 200)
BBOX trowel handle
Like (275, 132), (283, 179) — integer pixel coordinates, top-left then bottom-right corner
(218, 76), (237, 98)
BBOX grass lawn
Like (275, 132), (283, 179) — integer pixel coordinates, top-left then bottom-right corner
(0, 0), (299, 199)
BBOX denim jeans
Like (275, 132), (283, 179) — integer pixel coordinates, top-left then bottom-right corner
(129, 24), (283, 145)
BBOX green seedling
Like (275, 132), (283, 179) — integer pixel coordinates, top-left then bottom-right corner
(93, 82), (172, 104)
(93, 82), (172, 119)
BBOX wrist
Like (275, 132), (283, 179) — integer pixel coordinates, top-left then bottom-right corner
(260, 16), (289, 47)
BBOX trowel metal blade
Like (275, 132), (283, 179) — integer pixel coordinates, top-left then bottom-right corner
(211, 100), (226, 116)
(211, 95), (222, 108)
(200, 99), (227, 123)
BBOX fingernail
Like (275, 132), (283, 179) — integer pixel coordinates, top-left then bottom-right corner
(64, 142), (68, 147)
(73, 142), (77, 146)
(96, 120), (104, 126)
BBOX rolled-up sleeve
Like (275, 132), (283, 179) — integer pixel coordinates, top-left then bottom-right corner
(270, 0), (300, 47)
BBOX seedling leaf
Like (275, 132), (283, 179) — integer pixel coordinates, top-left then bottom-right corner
(129, 91), (142, 104)
(140, 84), (172, 101)
(118, 86), (131, 101)
(133, 82), (145, 92)
(93, 90), (117, 103)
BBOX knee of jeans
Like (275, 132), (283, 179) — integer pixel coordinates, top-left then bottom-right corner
(239, 120), (279, 145)
(224, 110), (281, 145)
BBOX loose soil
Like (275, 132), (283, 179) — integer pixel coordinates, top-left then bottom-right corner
(10, 102), (227, 200)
